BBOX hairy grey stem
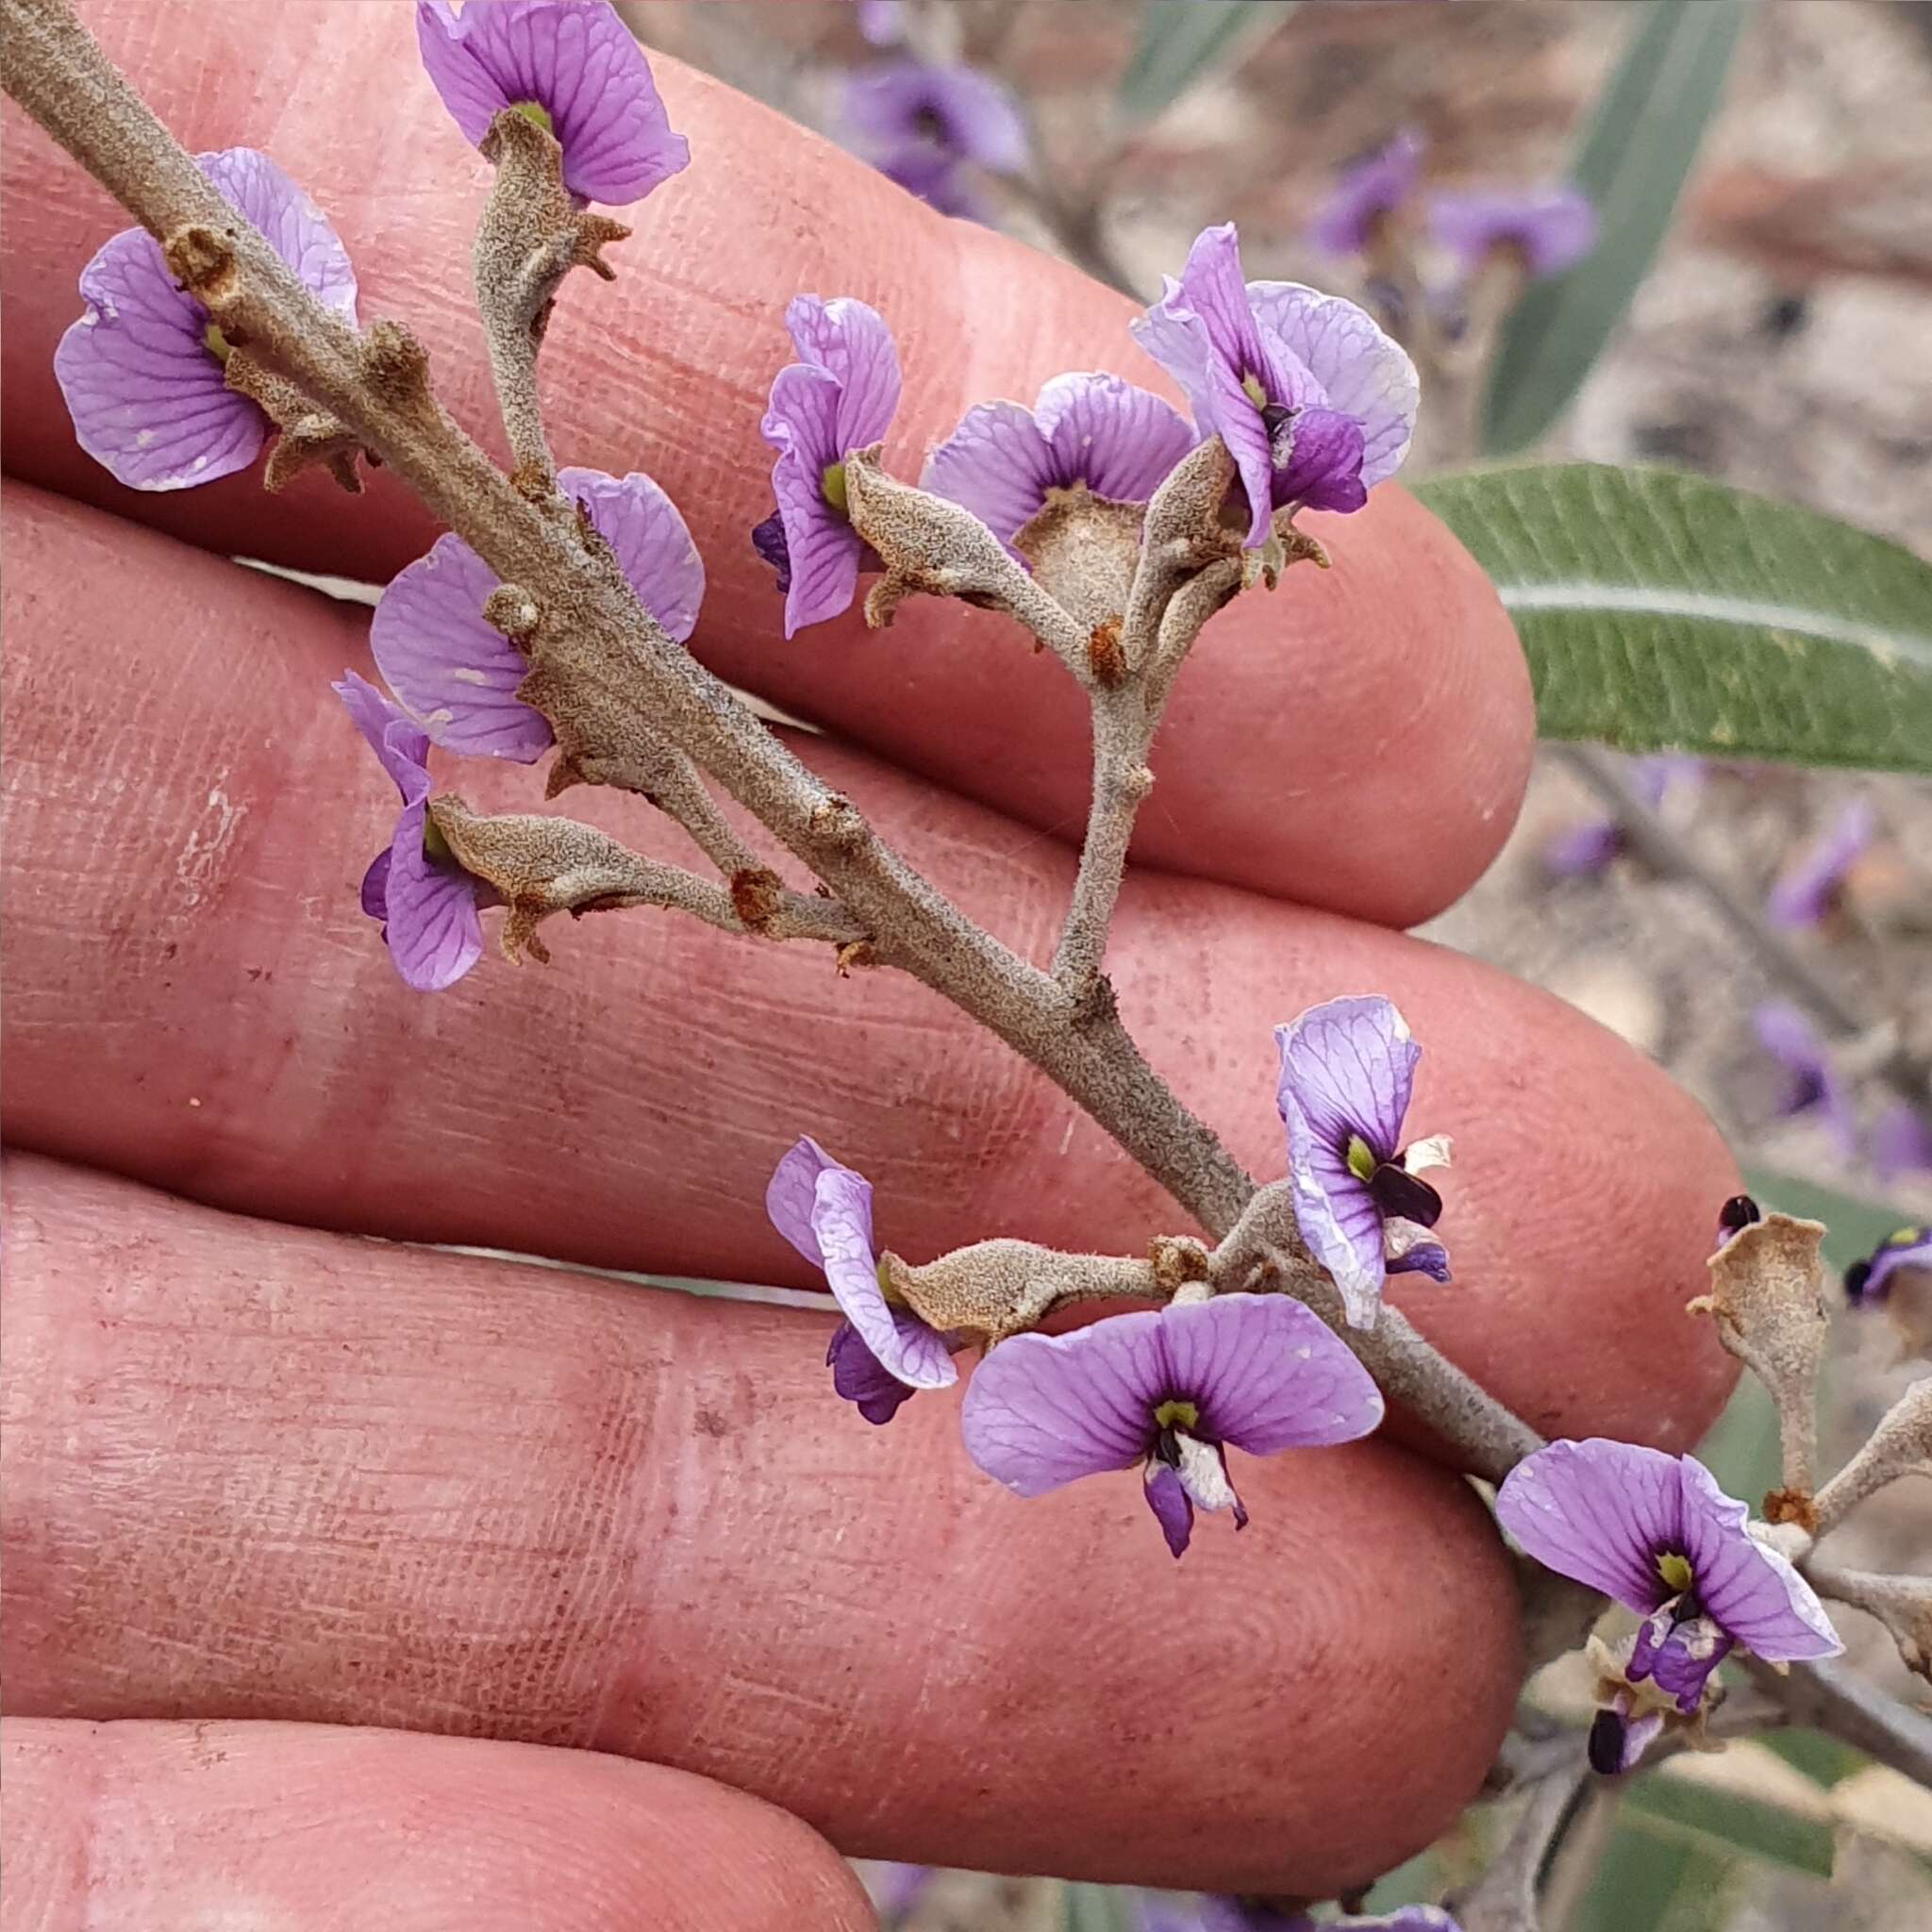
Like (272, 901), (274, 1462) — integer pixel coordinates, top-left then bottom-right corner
(1741, 1654), (1932, 1788)
(1447, 1759), (1594, 1932)
(1561, 744), (1932, 1113)
(1809, 1376), (1930, 1538)
(0, 0), (1556, 1491)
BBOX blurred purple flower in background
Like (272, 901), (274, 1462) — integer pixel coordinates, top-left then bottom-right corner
(1132, 224), (1418, 543)
(1845, 1224), (1932, 1307)
(1767, 797), (1874, 928)
(843, 57), (1027, 214)
(1198, 1901), (1461, 1932)
(854, 0), (905, 47)
(1752, 1002), (1859, 1160)
(767, 1137), (957, 1424)
(55, 147), (357, 491)
(960, 1293), (1382, 1557)
(923, 371), (1196, 548)
(1308, 127), (1425, 258)
(754, 295), (902, 634)
(415, 0), (690, 205)
(1428, 183), (1597, 280)
(1497, 1439), (1840, 1717)
(1872, 1102), (1932, 1182)
(1543, 754), (1703, 880)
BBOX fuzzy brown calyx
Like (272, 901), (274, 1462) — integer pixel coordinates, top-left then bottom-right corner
(1012, 484), (1145, 634)
(886, 1239), (1160, 1346)
(224, 345), (365, 492)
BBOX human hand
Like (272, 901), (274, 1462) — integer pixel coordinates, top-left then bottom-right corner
(2, 6), (1739, 1924)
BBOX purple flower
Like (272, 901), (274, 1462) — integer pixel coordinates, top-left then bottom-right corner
(1872, 1104), (1932, 1184)
(855, 0), (906, 47)
(1275, 996), (1452, 1330)
(766, 1138), (957, 1423)
(1427, 184), (1597, 281)
(843, 59), (1028, 175)
(1308, 128), (1425, 258)
(1496, 1439), (1841, 1714)
(753, 296), (902, 636)
(959, 1293), (1383, 1558)
(922, 373), (1197, 548)
(1131, 224), (1418, 545)
(1543, 754), (1702, 880)
(1767, 798), (1874, 929)
(1752, 1002), (1858, 1161)
(415, 0), (689, 205)
(1200, 1903), (1459, 1932)
(1587, 1691), (1664, 1776)
(334, 672), (491, 991)
(373, 468), (703, 760)
(1845, 1224), (1932, 1307)
(54, 148), (358, 492)
(873, 144), (981, 218)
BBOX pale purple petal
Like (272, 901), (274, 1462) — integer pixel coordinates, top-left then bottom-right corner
(856, 0), (906, 47)
(874, 145), (982, 218)
(1276, 995), (1419, 1166)
(1872, 1105), (1932, 1183)
(1143, 1461), (1194, 1558)
(812, 1166), (957, 1391)
(1544, 818), (1623, 879)
(1279, 1086), (1386, 1329)
(766, 1136), (839, 1267)
(55, 226), (265, 492)
(373, 536), (552, 761)
(1428, 185), (1596, 280)
(200, 147), (358, 322)
(1308, 128), (1425, 258)
(1752, 1001), (1857, 1158)
(1767, 798), (1874, 929)
(384, 795), (486, 991)
(920, 401), (1058, 543)
(959, 1310), (1169, 1495)
(783, 295), (902, 453)
(772, 449), (864, 636)
(1128, 276), (1216, 428)
(1676, 1457), (1842, 1662)
(416, 0), (690, 205)
(1494, 1438), (1684, 1614)
(1852, 1225), (1932, 1304)
(827, 1319), (918, 1425)
(1273, 406), (1366, 513)
(1245, 281), (1419, 490)
(1034, 372), (1197, 505)
(334, 671), (432, 798)
(558, 467), (706, 642)
(843, 61), (1027, 174)
(1158, 1294), (1383, 1454)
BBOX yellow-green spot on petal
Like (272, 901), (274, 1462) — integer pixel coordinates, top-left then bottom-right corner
(1345, 1135), (1377, 1183)
(510, 100), (555, 135)
(1153, 1398), (1199, 1431)
(1885, 1225), (1922, 1249)
(1657, 1551), (1693, 1594)
(820, 459), (850, 515)
(202, 322), (232, 366)
(875, 1256), (904, 1306)
(1241, 370), (1269, 409)
(422, 815), (455, 867)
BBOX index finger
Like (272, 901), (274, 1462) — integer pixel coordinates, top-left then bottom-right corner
(0, 0), (1531, 926)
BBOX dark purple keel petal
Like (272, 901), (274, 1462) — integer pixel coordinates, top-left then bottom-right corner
(1627, 1603), (1732, 1713)
(1270, 405), (1366, 514)
(1494, 1438), (1684, 1615)
(1387, 1232), (1451, 1282)
(750, 508), (792, 591)
(1142, 1460), (1194, 1558)
(358, 847), (393, 923)
(1849, 1224), (1932, 1305)
(826, 1319), (918, 1425)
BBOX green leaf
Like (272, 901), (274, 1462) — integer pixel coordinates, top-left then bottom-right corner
(1058, 1883), (1138, 1932)
(1694, 1375), (1782, 1506)
(1570, 1818), (1739, 1932)
(1481, 0), (1747, 454)
(1114, 0), (1292, 123)
(1619, 1771), (1837, 1879)
(1411, 463), (1932, 773)
(1740, 1168), (1913, 1272)
(1760, 1728), (1870, 1790)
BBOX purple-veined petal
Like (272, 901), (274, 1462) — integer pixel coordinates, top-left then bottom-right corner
(55, 226), (266, 492)
(1307, 127), (1425, 258)
(1246, 281), (1419, 490)
(920, 400), (1058, 543)
(1766, 798), (1874, 929)
(383, 796), (485, 991)
(334, 671), (432, 800)
(766, 1135), (839, 1266)
(811, 1166), (957, 1391)
(1277, 994), (1419, 1159)
(200, 147), (358, 322)
(762, 358), (845, 474)
(1033, 371), (1197, 505)
(416, 0), (690, 206)
(827, 1319), (919, 1425)
(359, 846), (393, 921)
(1158, 1293), (1384, 1454)
(1142, 1461), (1194, 1558)
(558, 467), (707, 642)
(372, 536), (553, 761)
(1627, 1604), (1732, 1713)
(1280, 1084), (1387, 1329)
(1128, 276), (1216, 430)
(1272, 405), (1366, 513)
(1173, 224), (1275, 399)
(960, 1310), (1169, 1495)
(1675, 1457), (1842, 1662)
(783, 295), (902, 453)
(842, 60), (1027, 174)
(1428, 185), (1596, 280)
(771, 452), (865, 637)
(1493, 1437), (1684, 1615)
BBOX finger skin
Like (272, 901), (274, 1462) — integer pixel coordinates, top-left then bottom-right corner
(0, 0), (1531, 924)
(0, 485), (1738, 1451)
(0, 1154), (1520, 1895)
(0, 1718), (873, 1932)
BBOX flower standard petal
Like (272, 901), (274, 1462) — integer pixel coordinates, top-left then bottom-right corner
(373, 536), (552, 761)
(1308, 128), (1426, 258)
(783, 295), (902, 453)
(558, 468), (707, 642)
(766, 1136), (840, 1267)
(1032, 372), (1197, 505)
(1244, 282), (1419, 490)
(200, 147), (358, 321)
(772, 445), (864, 637)
(1427, 185), (1596, 280)
(415, 0), (690, 206)
(959, 1310), (1172, 1497)
(1494, 1438), (1686, 1614)
(383, 796), (486, 991)
(1675, 1458), (1842, 1662)
(1276, 996), (1419, 1162)
(1159, 1294), (1384, 1454)
(920, 401), (1060, 544)
(811, 1167), (956, 1391)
